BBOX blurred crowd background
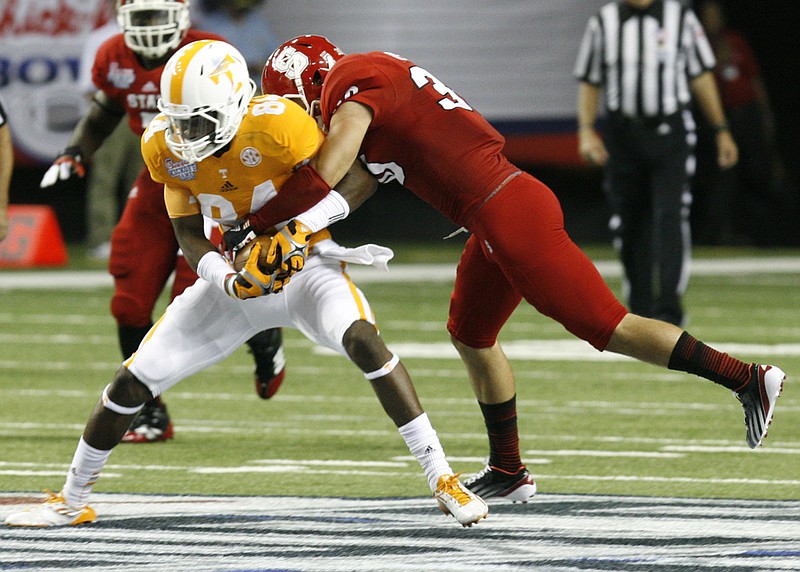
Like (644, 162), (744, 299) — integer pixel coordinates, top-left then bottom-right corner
(1, 0), (797, 248)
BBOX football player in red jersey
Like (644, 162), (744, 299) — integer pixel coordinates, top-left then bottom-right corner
(38, 0), (287, 442)
(246, 35), (786, 501)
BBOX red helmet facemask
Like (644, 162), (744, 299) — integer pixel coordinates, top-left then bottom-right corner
(261, 35), (344, 117)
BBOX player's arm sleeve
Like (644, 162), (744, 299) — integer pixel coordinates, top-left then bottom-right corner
(90, 48), (106, 97)
(574, 15), (603, 85)
(292, 158), (378, 233)
(141, 128), (201, 219)
(164, 184), (201, 218)
(247, 163), (332, 233)
(684, 8), (716, 78)
(322, 56), (392, 128)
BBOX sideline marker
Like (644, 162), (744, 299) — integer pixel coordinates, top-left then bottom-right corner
(0, 205), (69, 268)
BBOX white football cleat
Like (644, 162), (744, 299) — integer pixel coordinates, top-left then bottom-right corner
(434, 473), (488, 527)
(4, 491), (96, 527)
(735, 364), (785, 449)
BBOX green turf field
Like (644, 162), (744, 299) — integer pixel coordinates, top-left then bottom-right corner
(0, 244), (797, 501)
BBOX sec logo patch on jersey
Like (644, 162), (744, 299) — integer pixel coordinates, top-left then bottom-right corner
(240, 147), (262, 167)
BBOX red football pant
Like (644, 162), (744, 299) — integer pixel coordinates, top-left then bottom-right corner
(109, 168), (197, 328)
(448, 171), (628, 350)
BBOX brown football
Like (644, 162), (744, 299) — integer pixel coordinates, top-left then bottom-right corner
(233, 234), (275, 272)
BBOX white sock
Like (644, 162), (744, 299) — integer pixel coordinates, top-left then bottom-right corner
(62, 437), (112, 508)
(397, 412), (453, 492)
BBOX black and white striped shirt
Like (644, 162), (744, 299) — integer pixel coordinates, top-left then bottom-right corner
(574, 0), (716, 119)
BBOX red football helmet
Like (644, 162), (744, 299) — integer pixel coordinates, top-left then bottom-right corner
(261, 35), (344, 116)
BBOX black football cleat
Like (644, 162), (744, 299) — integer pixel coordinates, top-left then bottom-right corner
(464, 465), (537, 502)
(247, 328), (287, 399)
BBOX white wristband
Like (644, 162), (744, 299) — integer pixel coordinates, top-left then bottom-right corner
(295, 189), (350, 233)
(197, 251), (235, 293)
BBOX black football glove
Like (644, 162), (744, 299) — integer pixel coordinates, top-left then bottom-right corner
(222, 220), (258, 255)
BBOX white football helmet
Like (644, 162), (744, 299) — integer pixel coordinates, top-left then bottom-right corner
(158, 40), (256, 163)
(116, 0), (191, 60)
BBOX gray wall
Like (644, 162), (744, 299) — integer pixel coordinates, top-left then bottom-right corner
(262, 0), (606, 121)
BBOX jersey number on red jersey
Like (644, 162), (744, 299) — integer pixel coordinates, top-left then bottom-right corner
(409, 66), (473, 112)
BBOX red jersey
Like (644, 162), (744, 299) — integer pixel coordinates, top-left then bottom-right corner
(92, 29), (226, 135)
(711, 30), (761, 110)
(320, 52), (519, 227)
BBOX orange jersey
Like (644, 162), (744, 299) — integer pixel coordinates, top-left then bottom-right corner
(142, 94), (325, 230)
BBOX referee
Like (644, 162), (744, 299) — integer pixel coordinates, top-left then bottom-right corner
(574, 0), (737, 326)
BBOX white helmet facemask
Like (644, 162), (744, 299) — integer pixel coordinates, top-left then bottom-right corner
(117, 0), (191, 60)
(158, 40), (256, 163)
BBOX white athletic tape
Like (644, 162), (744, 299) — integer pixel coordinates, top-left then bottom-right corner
(197, 250), (235, 293)
(296, 189), (350, 233)
(363, 353), (401, 380)
(102, 384), (144, 415)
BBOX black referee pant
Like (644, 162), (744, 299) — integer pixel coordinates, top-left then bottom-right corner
(603, 111), (695, 326)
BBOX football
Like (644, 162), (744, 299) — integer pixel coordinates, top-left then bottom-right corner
(233, 234), (276, 272)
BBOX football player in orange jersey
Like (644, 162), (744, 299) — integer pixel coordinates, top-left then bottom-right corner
(37, 0), (286, 443)
(4, 40), (487, 529)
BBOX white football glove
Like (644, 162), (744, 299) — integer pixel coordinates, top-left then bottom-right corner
(40, 147), (86, 188)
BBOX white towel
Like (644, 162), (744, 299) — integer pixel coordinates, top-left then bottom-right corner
(312, 239), (394, 272)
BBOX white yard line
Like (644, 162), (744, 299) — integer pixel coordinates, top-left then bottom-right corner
(2, 491), (799, 572)
(2, 256), (799, 290)
(1, 457), (799, 486)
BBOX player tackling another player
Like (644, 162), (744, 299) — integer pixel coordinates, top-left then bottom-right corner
(4, 31), (787, 528)
(237, 35), (784, 502)
(4, 40), (487, 528)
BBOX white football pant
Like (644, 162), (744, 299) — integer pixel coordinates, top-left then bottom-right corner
(125, 253), (376, 397)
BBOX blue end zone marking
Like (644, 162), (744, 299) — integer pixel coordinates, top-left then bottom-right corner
(742, 550), (800, 557)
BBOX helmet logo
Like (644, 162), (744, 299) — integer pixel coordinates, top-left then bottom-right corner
(271, 46), (309, 80)
(320, 51), (338, 68)
(209, 54), (238, 87)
